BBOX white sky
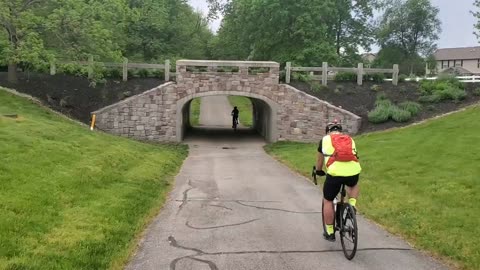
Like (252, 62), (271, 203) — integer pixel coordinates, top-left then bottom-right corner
(188, 0), (479, 51)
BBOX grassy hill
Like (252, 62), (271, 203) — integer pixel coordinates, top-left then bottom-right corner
(265, 105), (480, 270)
(0, 89), (187, 269)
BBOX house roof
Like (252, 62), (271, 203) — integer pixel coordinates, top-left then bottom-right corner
(434, 46), (480, 60)
(440, 66), (474, 75)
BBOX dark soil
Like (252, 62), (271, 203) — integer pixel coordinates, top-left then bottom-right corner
(290, 81), (480, 133)
(0, 72), (164, 124)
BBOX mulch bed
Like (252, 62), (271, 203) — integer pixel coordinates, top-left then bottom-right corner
(0, 72), (164, 124)
(289, 81), (480, 133)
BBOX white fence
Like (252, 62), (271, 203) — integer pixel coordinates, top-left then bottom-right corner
(384, 75), (480, 83)
(285, 62), (399, 86)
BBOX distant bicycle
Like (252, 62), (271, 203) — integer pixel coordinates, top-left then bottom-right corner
(232, 117), (239, 131)
(312, 166), (358, 260)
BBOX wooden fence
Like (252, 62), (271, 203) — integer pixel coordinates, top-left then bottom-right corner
(49, 56), (171, 81)
(285, 62), (399, 86)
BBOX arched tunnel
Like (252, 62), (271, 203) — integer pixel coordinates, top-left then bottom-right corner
(176, 92), (278, 142)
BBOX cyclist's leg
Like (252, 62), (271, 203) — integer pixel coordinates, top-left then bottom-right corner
(344, 174), (360, 207)
(323, 174), (342, 235)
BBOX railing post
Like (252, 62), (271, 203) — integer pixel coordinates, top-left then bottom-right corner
(50, 61), (56, 75)
(357, 63), (363, 85)
(285, 62), (291, 83)
(322, 62), (328, 86)
(123, 58), (128, 82)
(165, 59), (170, 81)
(393, 64), (399, 85)
(87, 55), (94, 79)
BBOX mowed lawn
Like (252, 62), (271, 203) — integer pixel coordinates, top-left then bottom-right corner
(228, 96), (253, 127)
(189, 98), (201, 126)
(265, 105), (480, 270)
(0, 89), (187, 269)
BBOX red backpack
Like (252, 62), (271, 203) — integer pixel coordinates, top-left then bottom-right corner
(326, 134), (358, 167)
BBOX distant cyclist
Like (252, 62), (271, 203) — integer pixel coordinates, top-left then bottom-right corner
(231, 106), (239, 128)
(316, 120), (361, 242)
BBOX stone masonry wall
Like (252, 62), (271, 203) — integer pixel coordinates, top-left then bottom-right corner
(93, 82), (178, 141)
(92, 60), (362, 143)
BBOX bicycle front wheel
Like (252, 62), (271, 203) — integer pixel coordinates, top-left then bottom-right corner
(340, 204), (358, 260)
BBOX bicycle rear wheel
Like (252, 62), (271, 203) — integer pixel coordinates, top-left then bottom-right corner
(340, 204), (358, 260)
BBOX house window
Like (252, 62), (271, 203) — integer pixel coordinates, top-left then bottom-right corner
(442, 60), (448, 69)
(455, 60), (462, 67)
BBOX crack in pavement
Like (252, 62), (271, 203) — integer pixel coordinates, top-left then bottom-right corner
(208, 204), (233, 211)
(235, 201), (322, 214)
(168, 236), (413, 269)
(177, 180), (194, 215)
(186, 218), (260, 230)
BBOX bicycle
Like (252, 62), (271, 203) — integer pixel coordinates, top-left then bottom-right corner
(312, 166), (358, 260)
(232, 117), (239, 131)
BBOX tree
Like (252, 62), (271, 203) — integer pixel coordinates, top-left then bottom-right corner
(0, 0), (51, 83)
(473, 0), (480, 40)
(377, 0), (441, 58)
(211, 0), (376, 66)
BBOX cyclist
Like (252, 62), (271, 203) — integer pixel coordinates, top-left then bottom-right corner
(316, 120), (361, 242)
(231, 106), (239, 128)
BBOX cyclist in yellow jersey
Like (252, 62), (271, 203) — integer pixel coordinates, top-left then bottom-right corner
(316, 120), (361, 242)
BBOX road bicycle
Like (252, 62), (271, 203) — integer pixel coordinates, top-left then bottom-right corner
(312, 166), (358, 260)
(232, 117), (239, 131)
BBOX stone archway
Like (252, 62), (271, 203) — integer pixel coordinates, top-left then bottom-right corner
(176, 91), (278, 142)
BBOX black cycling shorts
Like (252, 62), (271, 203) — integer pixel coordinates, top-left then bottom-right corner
(323, 174), (360, 201)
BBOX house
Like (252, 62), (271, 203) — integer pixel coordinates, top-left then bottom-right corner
(433, 46), (480, 75)
(361, 53), (376, 63)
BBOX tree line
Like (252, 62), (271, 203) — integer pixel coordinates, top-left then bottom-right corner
(2, 0), (480, 83)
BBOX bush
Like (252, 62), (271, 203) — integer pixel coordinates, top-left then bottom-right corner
(399, 101), (422, 116)
(419, 94), (441, 103)
(368, 73), (385, 83)
(137, 69), (151, 78)
(437, 74), (464, 89)
(473, 88), (480, 96)
(292, 72), (312, 82)
(371, 84), (381, 91)
(128, 69), (137, 78)
(399, 74), (408, 82)
(368, 106), (392, 124)
(437, 86), (467, 101)
(391, 108), (412, 122)
(152, 69), (165, 79)
(310, 82), (328, 92)
(106, 68), (122, 78)
(334, 72), (357, 82)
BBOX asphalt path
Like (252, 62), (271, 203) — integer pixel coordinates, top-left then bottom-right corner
(126, 96), (448, 270)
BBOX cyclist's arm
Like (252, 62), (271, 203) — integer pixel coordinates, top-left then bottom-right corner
(316, 139), (324, 170)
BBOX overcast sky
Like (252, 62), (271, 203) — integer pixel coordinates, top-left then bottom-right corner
(188, 0), (479, 51)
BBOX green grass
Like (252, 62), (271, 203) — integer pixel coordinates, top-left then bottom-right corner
(189, 98), (201, 126)
(0, 89), (188, 270)
(228, 96), (253, 127)
(265, 105), (480, 270)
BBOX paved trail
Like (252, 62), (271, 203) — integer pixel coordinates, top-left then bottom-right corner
(127, 96), (448, 270)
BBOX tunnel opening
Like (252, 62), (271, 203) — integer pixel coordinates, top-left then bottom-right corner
(176, 92), (278, 142)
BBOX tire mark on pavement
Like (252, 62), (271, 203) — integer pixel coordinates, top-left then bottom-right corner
(186, 218), (260, 230)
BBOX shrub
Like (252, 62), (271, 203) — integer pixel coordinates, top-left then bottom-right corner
(292, 72), (312, 82)
(106, 68), (122, 78)
(310, 82), (328, 92)
(368, 106), (392, 124)
(369, 73), (385, 83)
(399, 101), (422, 116)
(473, 88), (480, 96)
(371, 84), (381, 91)
(437, 86), (467, 101)
(137, 69), (151, 78)
(128, 69), (137, 78)
(399, 74), (408, 82)
(391, 108), (412, 122)
(437, 74), (464, 89)
(334, 72), (357, 82)
(419, 94), (441, 103)
(152, 69), (165, 79)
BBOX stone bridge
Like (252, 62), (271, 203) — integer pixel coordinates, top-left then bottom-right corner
(92, 60), (361, 142)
